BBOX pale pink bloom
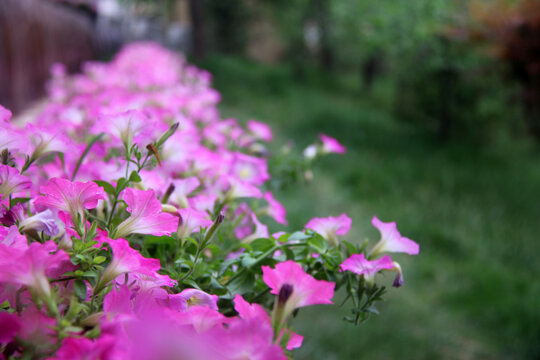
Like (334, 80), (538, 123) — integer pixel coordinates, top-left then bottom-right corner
(189, 194), (217, 213)
(263, 191), (287, 225)
(370, 216), (419, 256)
(262, 261), (334, 325)
(100, 238), (163, 286)
(0, 241), (69, 298)
(242, 213), (270, 243)
(222, 176), (262, 200)
(340, 253), (394, 283)
(0, 165), (32, 198)
(96, 110), (156, 147)
(171, 177), (200, 208)
(18, 209), (65, 237)
(34, 178), (105, 221)
(247, 119), (273, 142)
(112, 188), (178, 238)
(177, 288), (218, 310)
(319, 134), (346, 154)
(305, 213), (352, 246)
(26, 124), (69, 159)
(0, 123), (28, 154)
(230, 152), (270, 185)
(177, 208), (213, 239)
(0, 105), (12, 122)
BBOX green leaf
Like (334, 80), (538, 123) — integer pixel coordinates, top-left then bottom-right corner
(93, 256), (106, 264)
(241, 255), (258, 268)
(94, 180), (116, 195)
(342, 240), (358, 256)
(129, 171), (141, 183)
(308, 235), (328, 253)
(288, 231), (310, 242)
(73, 280), (87, 300)
(250, 238), (276, 253)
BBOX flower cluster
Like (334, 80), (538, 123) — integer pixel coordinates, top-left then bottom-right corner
(0, 42), (418, 359)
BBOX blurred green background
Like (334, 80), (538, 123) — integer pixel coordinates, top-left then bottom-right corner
(186, 2), (540, 358)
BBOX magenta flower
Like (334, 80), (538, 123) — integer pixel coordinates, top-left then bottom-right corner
(0, 241), (69, 299)
(112, 188), (178, 239)
(319, 134), (346, 154)
(262, 260), (334, 326)
(247, 119), (273, 142)
(176, 208), (213, 240)
(242, 213), (270, 243)
(263, 191), (288, 225)
(305, 213), (352, 246)
(340, 253), (394, 284)
(96, 110), (157, 148)
(171, 176), (200, 208)
(52, 335), (119, 360)
(0, 165), (32, 198)
(230, 152), (270, 185)
(34, 178), (105, 221)
(369, 216), (419, 256)
(99, 238), (163, 288)
(0, 105), (12, 122)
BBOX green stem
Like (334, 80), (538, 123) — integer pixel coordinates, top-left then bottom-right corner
(71, 133), (104, 181)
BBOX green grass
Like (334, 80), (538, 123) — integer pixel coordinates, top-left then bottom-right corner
(197, 56), (540, 359)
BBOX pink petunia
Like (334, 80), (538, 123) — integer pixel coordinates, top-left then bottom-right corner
(112, 188), (178, 238)
(263, 191), (287, 225)
(0, 165), (32, 198)
(34, 178), (105, 221)
(262, 260), (334, 326)
(340, 253), (394, 284)
(247, 119), (273, 142)
(319, 134), (346, 154)
(176, 208), (213, 239)
(305, 213), (352, 246)
(369, 216), (419, 256)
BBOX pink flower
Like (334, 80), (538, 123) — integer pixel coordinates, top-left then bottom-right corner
(96, 110), (157, 148)
(247, 120), (273, 142)
(230, 152), (270, 186)
(52, 335), (119, 360)
(176, 288), (219, 311)
(340, 253), (394, 283)
(0, 311), (20, 344)
(0, 105), (12, 122)
(112, 188), (178, 238)
(242, 213), (269, 243)
(34, 178), (105, 221)
(319, 134), (346, 154)
(263, 192), (287, 225)
(305, 213), (352, 246)
(176, 208), (213, 239)
(369, 216), (419, 256)
(0, 241), (69, 299)
(222, 176), (262, 200)
(0, 165), (32, 198)
(262, 261), (334, 326)
(170, 177), (200, 208)
(99, 238), (163, 287)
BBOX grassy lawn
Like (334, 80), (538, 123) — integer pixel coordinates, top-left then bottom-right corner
(198, 56), (540, 360)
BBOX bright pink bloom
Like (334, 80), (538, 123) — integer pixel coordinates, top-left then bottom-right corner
(52, 335), (119, 360)
(0, 311), (20, 344)
(247, 119), (273, 142)
(0, 241), (69, 298)
(223, 176), (263, 200)
(262, 261), (334, 325)
(319, 134), (346, 154)
(100, 238), (163, 286)
(34, 178), (105, 220)
(263, 191), (287, 225)
(340, 253), (394, 283)
(305, 213), (352, 246)
(96, 110), (157, 147)
(176, 208), (213, 239)
(112, 188), (178, 238)
(234, 294), (303, 351)
(0, 165), (32, 198)
(370, 216), (419, 256)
